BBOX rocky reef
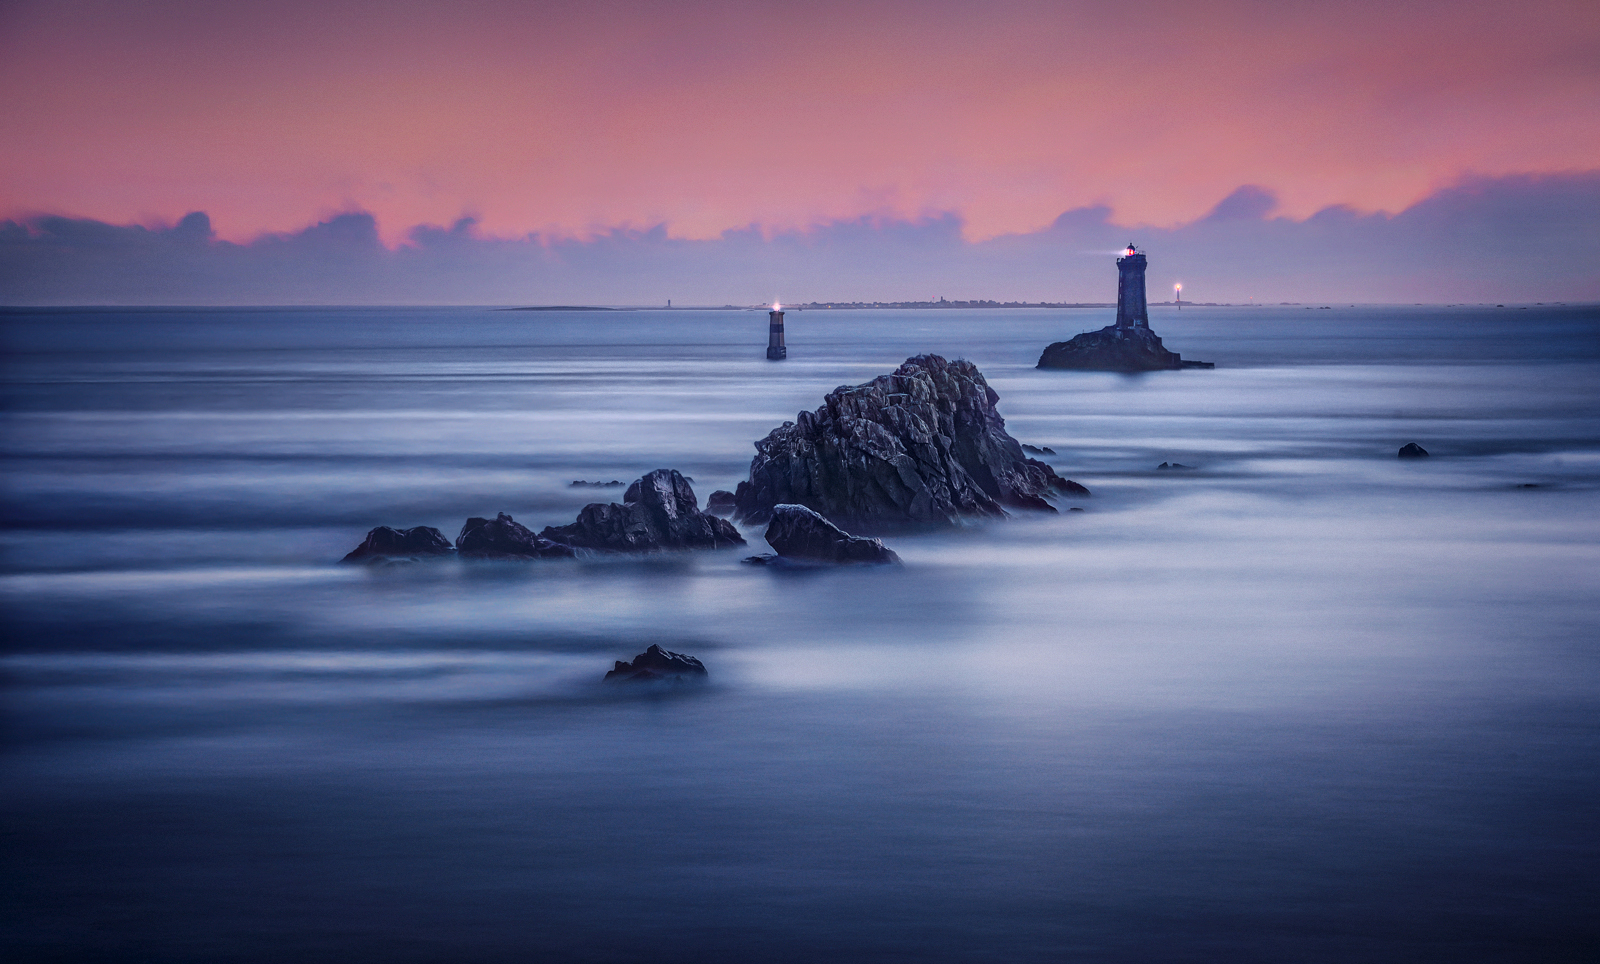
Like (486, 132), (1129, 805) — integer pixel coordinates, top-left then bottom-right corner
(731, 355), (1082, 531)
(1037, 325), (1212, 372)
(341, 525), (455, 563)
(542, 468), (744, 552)
(1398, 442), (1429, 458)
(457, 513), (577, 559)
(748, 504), (900, 565)
(604, 644), (709, 683)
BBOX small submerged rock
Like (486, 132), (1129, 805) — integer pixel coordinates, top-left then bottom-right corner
(1156, 462), (1193, 470)
(342, 525), (455, 564)
(1054, 478), (1091, 495)
(1398, 443), (1430, 458)
(604, 644), (708, 683)
(457, 512), (577, 559)
(570, 479), (625, 488)
(754, 504), (900, 565)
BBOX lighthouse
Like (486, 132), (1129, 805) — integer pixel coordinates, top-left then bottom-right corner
(766, 303), (787, 360)
(1115, 243), (1149, 329)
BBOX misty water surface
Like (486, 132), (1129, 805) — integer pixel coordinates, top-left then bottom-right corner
(3, 305), (1598, 963)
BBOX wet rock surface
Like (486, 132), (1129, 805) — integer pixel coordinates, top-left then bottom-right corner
(457, 513), (577, 559)
(542, 469), (745, 552)
(732, 354), (1070, 531)
(604, 644), (708, 683)
(342, 526), (455, 563)
(1399, 442), (1430, 458)
(1037, 325), (1212, 372)
(760, 504), (900, 565)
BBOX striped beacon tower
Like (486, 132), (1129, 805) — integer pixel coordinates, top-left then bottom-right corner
(766, 302), (787, 360)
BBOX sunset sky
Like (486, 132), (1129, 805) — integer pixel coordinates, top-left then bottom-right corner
(2, 0), (1597, 301)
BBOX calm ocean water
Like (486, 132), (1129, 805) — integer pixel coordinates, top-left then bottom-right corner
(3, 305), (1598, 962)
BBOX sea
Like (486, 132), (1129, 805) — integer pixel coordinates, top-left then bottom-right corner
(3, 304), (1598, 963)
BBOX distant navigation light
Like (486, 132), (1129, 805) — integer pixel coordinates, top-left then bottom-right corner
(773, 301), (781, 311)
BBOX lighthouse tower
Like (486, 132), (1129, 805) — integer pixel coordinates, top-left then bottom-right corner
(1115, 243), (1149, 329)
(766, 304), (787, 360)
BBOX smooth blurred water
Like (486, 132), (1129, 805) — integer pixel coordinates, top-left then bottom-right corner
(3, 305), (1598, 962)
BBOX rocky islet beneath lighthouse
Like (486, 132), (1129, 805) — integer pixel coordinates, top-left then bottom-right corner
(1037, 243), (1214, 372)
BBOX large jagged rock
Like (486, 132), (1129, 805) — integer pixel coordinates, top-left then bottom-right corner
(342, 525), (454, 563)
(1037, 325), (1212, 372)
(761, 504), (900, 565)
(541, 469), (745, 552)
(604, 644), (708, 683)
(457, 512), (577, 559)
(1398, 442), (1429, 458)
(732, 354), (1077, 530)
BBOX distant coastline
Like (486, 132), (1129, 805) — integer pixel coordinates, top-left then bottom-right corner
(499, 305), (619, 311)
(492, 300), (1579, 312)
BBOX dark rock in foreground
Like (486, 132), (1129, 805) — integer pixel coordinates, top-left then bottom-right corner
(1038, 325), (1212, 372)
(342, 525), (455, 563)
(705, 490), (737, 516)
(761, 504), (900, 565)
(604, 644), (708, 683)
(732, 354), (1070, 531)
(457, 512), (577, 559)
(1398, 443), (1429, 458)
(542, 469), (745, 552)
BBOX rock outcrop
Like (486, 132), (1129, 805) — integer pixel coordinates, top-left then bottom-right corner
(732, 355), (1075, 531)
(704, 490), (737, 516)
(457, 512), (577, 559)
(1398, 442), (1429, 458)
(759, 504), (900, 565)
(342, 525), (455, 563)
(604, 644), (708, 683)
(1037, 325), (1212, 372)
(541, 469), (745, 552)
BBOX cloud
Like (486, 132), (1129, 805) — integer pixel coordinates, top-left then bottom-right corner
(1202, 186), (1278, 222)
(2, 172), (1597, 305)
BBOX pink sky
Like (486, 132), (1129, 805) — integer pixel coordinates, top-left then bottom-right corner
(2, 0), (1596, 246)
